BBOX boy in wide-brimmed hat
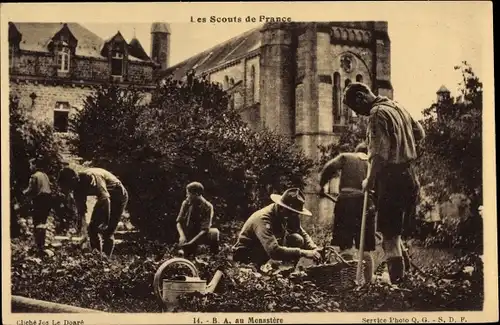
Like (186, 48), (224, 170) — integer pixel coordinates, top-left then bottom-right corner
(232, 188), (321, 267)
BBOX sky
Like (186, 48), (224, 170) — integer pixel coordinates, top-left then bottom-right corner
(76, 6), (487, 120)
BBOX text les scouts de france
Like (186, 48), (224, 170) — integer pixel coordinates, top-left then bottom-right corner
(191, 16), (292, 23)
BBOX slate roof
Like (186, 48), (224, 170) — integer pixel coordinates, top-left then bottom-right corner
(129, 37), (150, 61)
(11, 22), (151, 62)
(162, 26), (263, 80)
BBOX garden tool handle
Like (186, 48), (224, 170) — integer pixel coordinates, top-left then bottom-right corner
(328, 247), (350, 266)
(356, 191), (369, 284)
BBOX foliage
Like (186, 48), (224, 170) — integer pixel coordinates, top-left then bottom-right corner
(9, 97), (65, 237)
(70, 78), (313, 240)
(69, 85), (148, 163)
(417, 61), (482, 207)
(11, 234), (483, 313)
(416, 62), (483, 251)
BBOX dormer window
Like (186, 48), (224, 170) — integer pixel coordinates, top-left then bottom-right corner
(111, 51), (124, 76)
(57, 45), (70, 73)
(48, 24), (78, 75)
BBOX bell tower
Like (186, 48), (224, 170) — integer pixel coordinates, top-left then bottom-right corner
(150, 22), (171, 70)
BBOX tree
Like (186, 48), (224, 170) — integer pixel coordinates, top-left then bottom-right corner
(416, 61), (483, 252)
(71, 76), (313, 240)
(9, 96), (64, 237)
(417, 61), (482, 210)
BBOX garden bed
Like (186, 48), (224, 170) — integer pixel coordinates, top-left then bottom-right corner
(11, 230), (484, 313)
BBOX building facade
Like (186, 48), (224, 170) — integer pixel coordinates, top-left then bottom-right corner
(8, 22), (171, 142)
(163, 21), (392, 160)
(162, 21), (393, 220)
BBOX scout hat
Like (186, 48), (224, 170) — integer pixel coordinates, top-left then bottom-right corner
(270, 188), (312, 216)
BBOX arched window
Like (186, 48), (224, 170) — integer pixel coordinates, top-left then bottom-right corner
(224, 76), (229, 89)
(249, 65), (256, 104)
(356, 74), (363, 83)
(229, 78), (235, 88)
(344, 79), (352, 122)
(230, 95), (235, 110)
(332, 72), (341, 125)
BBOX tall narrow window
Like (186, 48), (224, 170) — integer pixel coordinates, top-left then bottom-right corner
(344, 79), (352, 122)
(229, 78), (235, 88)
(249, 65), (256, 104)
(111, 52), (124, 76)
(356, 74), (363, 82)
(57, 46), (70, 73)
(224, 76), (229, 89)
(54, 102), (70, 133)
(333, 72), (341, 124)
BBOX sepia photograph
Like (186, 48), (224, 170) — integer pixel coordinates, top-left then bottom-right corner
(1, 2), (496, 324)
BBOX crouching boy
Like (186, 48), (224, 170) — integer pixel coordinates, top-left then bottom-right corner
(176, 182), (220, 257)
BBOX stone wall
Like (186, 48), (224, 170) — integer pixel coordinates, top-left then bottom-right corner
(10, 81), (95, 123)
(9, 80), (152, 137)
(11, 51), (155, 84)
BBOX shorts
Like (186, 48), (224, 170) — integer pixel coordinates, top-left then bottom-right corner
(331, 194), (376, 251)
(374, 163), (419, 239)
(32, 193), (53, 226)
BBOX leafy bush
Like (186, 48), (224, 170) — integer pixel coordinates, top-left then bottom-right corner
(416, 62), (483, 251)
(417, 62), (482, 207)
(9, 97), (65, 237)
(70, 78), (313, 241)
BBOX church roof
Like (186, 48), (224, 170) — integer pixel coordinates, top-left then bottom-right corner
(11, 22), (151, 62)
(162, 26), (262, 80)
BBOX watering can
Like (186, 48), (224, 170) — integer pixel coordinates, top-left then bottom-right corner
(153, 258), (224, 312)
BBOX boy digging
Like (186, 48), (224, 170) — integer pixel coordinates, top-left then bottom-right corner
(176, 182), (220, 258)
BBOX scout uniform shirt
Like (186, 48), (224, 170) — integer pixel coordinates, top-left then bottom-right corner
(319, 152), (369, 198)
(81, 168), (123, 200)
(366, 96), (423, 164)
(25, 171), (52, 197)
(233, 203), (317, 265)
(176, 196), (214, 239)
(73, 168), (124, 216)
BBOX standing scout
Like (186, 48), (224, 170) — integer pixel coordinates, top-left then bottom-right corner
(176, 182), (220, 257)
(57, 167), (128, 257)
(232, 188), (321, 267)
(343, 82), (425, 284)
(23, 157), (53, 254)
(317, 142), (376, 283)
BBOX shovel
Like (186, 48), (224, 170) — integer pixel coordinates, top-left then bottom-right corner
(355, 190), (369, 284)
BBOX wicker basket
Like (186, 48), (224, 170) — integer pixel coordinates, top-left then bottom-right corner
(305, 248), (366, 292)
